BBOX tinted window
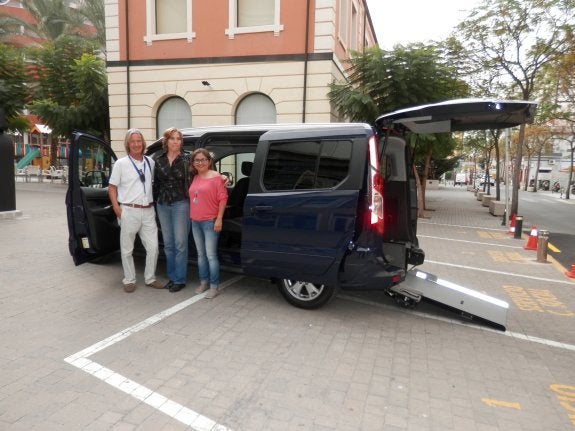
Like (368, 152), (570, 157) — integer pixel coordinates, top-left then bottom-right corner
(77, 135), (116, 188)
(263, 140), (352, 190)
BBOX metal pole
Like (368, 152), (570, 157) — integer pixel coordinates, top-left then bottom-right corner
(504, 128), (510, 224)
(537, 230), (549, 263)
(514, 215), (523, 240)
(0, 108), (16, 212)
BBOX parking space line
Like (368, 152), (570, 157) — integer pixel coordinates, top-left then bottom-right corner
(338, 294), (575, 352)
(419, 221), (507, 232)
(419, 235), (523, 249)
(425, 260), (575, 285)
(64, 275), (244, 431)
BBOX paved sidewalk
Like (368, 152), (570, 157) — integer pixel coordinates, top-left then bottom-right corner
(1, 182), (574, 431)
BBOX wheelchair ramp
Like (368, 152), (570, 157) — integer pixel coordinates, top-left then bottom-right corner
(394, 270), (509, 330)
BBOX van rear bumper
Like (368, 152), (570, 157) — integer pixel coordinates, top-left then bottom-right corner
(339, 250), (405, 290)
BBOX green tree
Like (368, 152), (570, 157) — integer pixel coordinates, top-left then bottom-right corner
(329, 45), (467, 123)
(329, 44), (468, 213)
(453, 0), (575, 215)
(76, 0), (106, 50)
(537, 47), (575, 199)
(0, 0), (105, 50)
(27, 35), (109, 152)
(0, 0), (83, 44)
(0, 43), (29, 131)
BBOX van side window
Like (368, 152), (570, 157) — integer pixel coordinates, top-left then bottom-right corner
(263, 140), (352, 190)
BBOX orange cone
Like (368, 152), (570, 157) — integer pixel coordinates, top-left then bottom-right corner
(565, 264), (575, 278)
(507, 213), (516, 235)
(523, 225), (538, 250)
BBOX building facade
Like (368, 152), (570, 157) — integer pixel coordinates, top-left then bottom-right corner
(105, 0), (377, 153)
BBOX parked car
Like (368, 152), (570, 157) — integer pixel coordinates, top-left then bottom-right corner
(475, 176), (495, 188)
(66, 99), (536, 309)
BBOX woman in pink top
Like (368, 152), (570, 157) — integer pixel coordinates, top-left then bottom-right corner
(189, 148), (228, 298)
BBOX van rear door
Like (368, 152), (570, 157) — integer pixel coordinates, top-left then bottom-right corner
(375, 98), (537, 133)
(241, 125), (371, 285)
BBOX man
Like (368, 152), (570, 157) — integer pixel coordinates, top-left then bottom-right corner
(108, 129), (163, 292)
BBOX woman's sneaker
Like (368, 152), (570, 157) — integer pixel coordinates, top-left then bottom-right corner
(195, 283), (209, 294)
(205, 288), (219, 299)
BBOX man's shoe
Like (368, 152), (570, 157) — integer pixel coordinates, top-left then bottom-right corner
(146, 280), (164, 289)
(163, 281), (174, 290)
(124, 283), (136, 293)
(205, 288), (219, 299)
(194, 283), (209, 294)
(169, 283), (185, 293)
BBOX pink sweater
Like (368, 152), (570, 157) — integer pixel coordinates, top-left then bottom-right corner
(189, 176), (228, 221)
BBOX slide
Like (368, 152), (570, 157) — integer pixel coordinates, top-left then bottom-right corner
(16, 148), (40, 170)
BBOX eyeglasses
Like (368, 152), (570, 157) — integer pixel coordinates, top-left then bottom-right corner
(193, 158), (209, 164)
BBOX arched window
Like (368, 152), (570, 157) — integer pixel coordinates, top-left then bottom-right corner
(157, 97), (192, 136)
(235, 93), (277, 125)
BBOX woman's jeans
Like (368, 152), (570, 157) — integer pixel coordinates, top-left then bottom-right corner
(191, 219), (220, 288)
(156, 200), (189, 285)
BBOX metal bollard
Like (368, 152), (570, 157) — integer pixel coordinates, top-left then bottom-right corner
(514, 215), (523, 239)
(537, 230), (549, 263)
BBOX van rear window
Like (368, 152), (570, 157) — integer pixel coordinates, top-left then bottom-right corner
(262, 140), (352, 190)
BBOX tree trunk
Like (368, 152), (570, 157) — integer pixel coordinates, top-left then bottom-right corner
(511, 124), (526, 217)
(421, 146), (433, 210)
(494, 134), (501, 200)
(414, 165), (425, 218)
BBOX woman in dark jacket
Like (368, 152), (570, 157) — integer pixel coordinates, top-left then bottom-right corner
(153, 127), (190, 292)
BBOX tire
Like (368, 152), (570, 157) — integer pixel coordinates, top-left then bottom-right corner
(277, 279), (337, 309)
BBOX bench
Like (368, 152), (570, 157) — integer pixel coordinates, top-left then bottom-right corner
(48, 166), (65, 183)
(15, 168), (27, 182)
(25, 165), (43, 182)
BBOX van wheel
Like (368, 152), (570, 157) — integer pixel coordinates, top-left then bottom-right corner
(277, 279), (336, 309)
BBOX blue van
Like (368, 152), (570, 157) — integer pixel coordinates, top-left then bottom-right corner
(66, 99), (536, 309)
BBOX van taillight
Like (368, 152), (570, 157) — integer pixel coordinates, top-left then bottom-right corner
(368, 135), (384, 234)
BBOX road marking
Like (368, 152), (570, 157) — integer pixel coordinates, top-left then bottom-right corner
(425, 260), (575, 285)
(550, 385), (575, 426)
(338, 294), (575, 352)
(503, 286), (574, 316)
(419, 235), (523, 249)
(419, 221), (506, 232)
(64, 275), (244, 431)
(481, 398), (522, 410)
(548, 242), (561, 253)
(488, 250), (528, 263)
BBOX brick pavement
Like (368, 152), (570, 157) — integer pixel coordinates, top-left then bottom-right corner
(0, 182), (574, 430)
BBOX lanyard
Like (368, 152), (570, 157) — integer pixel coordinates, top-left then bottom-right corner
(128, 155), (147, 193)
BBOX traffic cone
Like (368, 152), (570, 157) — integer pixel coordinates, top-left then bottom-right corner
(565, 264), (575, 278)
(507, 213), (516, 235)
(523, 225), (538, 250)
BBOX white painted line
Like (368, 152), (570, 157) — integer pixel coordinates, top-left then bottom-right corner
(419, 235), (523, 249)
(64, 275), (244, 431)
(419, 221), (508, 232)
(338, 294), (575, 352)
(424, 260), (575, 285)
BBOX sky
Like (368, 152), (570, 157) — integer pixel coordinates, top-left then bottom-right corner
(365, 0), (482, 49)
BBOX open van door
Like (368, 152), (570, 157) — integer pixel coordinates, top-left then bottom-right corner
(375, 98), (537, 133)
(66, 131), (119, 265)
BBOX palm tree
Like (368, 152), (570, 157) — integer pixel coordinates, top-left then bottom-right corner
(75, 0), (105, 49)
(0, 0), (104, 49)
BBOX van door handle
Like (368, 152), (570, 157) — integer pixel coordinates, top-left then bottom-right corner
(252, 205), (273, 213)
